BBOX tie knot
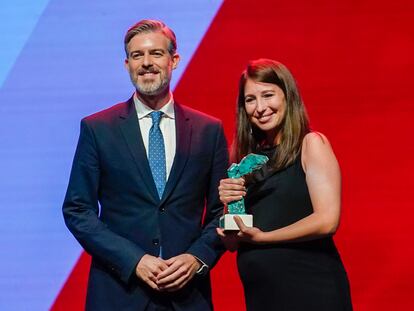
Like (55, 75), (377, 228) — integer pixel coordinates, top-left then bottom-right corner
(150, 111), (163, 126)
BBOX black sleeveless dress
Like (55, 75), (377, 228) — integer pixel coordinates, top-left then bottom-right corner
(237, 147), (352, 311)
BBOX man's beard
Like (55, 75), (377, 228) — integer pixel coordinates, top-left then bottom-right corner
(132, 72), (170, 96)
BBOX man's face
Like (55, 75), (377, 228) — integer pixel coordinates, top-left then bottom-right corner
(124, 31), (180, 96)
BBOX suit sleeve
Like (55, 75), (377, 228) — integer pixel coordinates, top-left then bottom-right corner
(186, 121), (228, 268)
(62, 119), (145, 284)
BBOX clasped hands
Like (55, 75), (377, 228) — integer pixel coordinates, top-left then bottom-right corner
(217, 178), (267, 250)
(135, 253), (200, 292)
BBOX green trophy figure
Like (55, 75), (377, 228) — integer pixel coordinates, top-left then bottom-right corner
(219, 153), (269, 230)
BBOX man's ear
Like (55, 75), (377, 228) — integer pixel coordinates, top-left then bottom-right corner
(172, 53), (180, 70)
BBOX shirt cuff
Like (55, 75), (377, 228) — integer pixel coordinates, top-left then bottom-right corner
(193, 255), (209, 275)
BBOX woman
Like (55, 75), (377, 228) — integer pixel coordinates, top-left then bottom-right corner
(217, 59), (352, 310)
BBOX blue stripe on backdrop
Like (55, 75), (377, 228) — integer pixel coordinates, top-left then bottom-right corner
(0, 0), (50, 88)
(0, 0), (223, 309)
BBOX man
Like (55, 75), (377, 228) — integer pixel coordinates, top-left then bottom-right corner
(63, 19), (228, 311)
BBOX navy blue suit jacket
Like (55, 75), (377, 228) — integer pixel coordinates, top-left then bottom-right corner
(63, 98), (228, 310)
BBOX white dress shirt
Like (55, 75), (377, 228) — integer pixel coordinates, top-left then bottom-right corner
(133, 93), (176, 179)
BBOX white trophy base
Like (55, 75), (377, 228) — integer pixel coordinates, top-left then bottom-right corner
(219, 214), (253, 231)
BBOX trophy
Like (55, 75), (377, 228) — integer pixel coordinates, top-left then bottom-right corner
(219, 153), (269, 230)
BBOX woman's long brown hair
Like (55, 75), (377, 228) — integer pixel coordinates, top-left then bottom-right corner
(232, 59), (310, 171)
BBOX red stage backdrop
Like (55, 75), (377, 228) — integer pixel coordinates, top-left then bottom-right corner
(52, 0), (414, 310)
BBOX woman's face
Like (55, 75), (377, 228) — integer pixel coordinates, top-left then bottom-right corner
(244, 78), (286, 142)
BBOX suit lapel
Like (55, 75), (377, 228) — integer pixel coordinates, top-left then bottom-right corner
(160, 102), (192, 205)
(118, 98), (159, 202)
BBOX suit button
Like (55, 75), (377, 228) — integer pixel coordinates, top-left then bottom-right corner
(160, 207), (165, 212)
(152, 238), (159, 246)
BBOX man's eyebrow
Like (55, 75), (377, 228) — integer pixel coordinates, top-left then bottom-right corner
(129, 48), (166, 54)
(150, 48), (167, 53)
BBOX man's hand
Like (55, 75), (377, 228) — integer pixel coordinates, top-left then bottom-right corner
(135, 254), (169, 290)
(156, 254), (201, 292)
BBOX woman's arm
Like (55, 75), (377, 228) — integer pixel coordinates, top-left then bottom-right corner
(224, 132), (342, 245)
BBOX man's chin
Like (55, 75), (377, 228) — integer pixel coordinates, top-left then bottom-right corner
(134, 83), (158, 95)
(135, 82), (169, 97)
(140, 91), (161, 96)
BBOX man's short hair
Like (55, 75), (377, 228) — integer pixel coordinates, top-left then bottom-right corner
(124, 19), (177, 57)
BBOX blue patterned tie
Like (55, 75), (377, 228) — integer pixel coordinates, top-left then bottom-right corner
(149, 111), (166, 199)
